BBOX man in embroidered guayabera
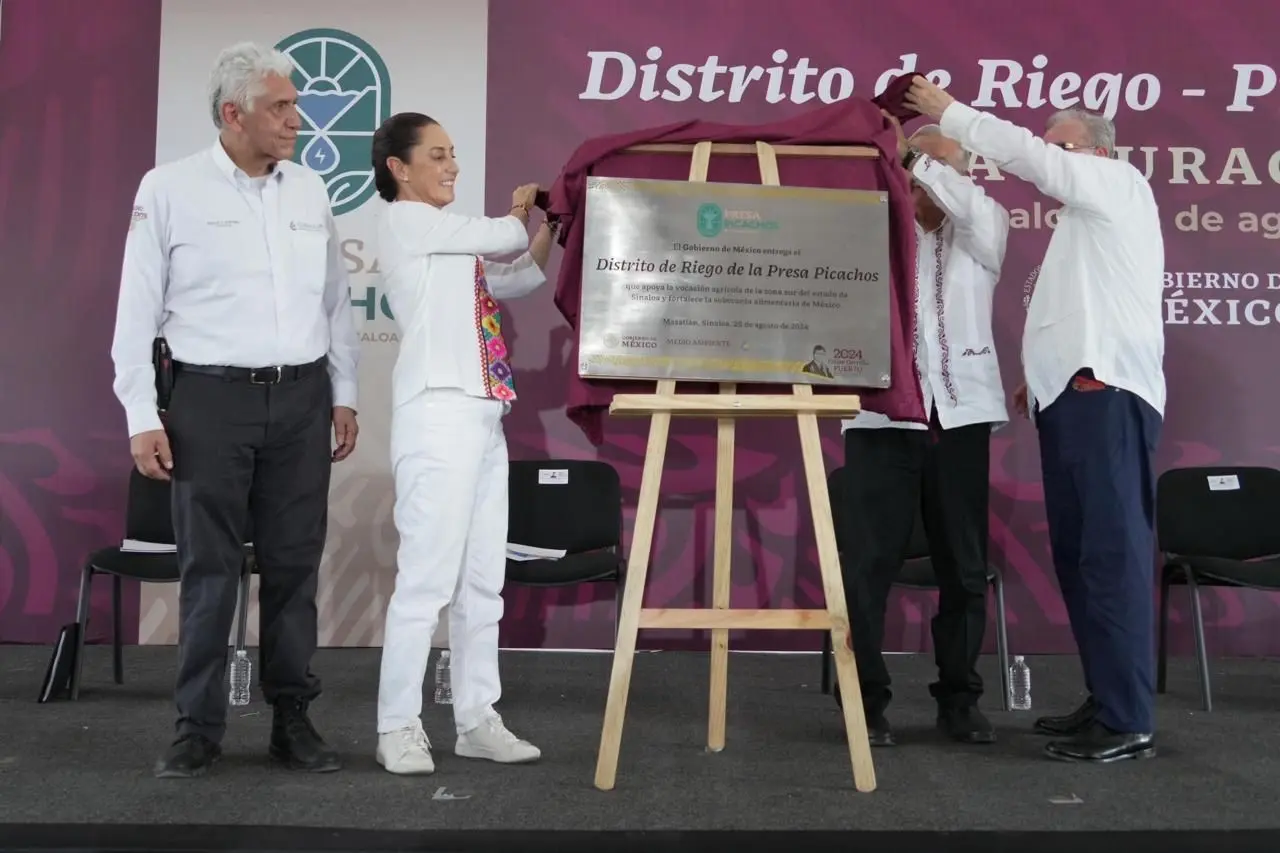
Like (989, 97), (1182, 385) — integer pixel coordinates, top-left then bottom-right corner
(836, 111), (1010, 749)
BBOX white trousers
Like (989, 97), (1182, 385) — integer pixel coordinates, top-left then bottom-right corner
(377, 388), (508, 735)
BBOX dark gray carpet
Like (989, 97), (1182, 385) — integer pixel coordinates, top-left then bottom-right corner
(1, 645), (1278, 833)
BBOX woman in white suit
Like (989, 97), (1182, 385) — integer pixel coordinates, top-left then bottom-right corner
(370, 112), (555, 775)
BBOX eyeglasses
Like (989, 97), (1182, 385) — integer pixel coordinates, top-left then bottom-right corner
(1052, 141), (1116, 159)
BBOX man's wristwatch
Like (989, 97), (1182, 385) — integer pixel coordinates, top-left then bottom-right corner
(902, 147), (923, 172)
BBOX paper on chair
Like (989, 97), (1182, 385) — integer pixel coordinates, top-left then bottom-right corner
(506, 543), (567, 561)
(121, 539), (251, 553)
(121, 539), (177, 553)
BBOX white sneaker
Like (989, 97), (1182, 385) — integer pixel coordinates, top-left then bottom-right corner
(376, 721), (435, 775)
(455, 714), (541, 764)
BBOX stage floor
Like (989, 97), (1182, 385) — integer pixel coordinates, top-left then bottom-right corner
(1, 645), (1278, 850)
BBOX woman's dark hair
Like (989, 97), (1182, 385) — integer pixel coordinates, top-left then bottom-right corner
(371, 112), (438, 202)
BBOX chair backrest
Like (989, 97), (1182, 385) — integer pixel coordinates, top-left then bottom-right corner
(124, 469), (176, 545)
(507, 459), (622, 553)
(827, 466), (929, 560)
(1157, 466), (1280, 559)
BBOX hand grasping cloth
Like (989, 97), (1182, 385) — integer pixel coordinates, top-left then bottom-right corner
(873, 73), (925, 122)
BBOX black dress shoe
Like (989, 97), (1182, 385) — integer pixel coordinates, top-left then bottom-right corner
(269, 699), (342, 772)
(1044, 721), (1155, 763)
(937, 705), (996, 744)
(154, 734), (221, 779)
(1034, 695), (1097, 736)
(866, 714), (895, 747)
(834, 687), (894, 746)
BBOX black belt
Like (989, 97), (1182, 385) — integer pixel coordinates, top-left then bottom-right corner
(174, 356), (327, 385)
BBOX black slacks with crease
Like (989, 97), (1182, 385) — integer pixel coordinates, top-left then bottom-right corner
(166, 364), (333, 743)
(840, 411), (992, 717)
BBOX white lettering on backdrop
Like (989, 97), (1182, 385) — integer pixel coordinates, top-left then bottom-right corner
(579, 50), (1280, 117)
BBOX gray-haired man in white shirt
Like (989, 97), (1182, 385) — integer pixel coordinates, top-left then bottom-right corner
(907, 79), (1164, 765)
(111, 42), (361, 779)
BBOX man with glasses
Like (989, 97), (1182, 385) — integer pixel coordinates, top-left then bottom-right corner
(905, 79), (1165, 764)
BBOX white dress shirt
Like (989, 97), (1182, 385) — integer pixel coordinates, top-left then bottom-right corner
(110, 141), (360, 437)
(940, 102), (1166, 417)
(376, 201), (545, 410)
(844, 153), (1010, 433)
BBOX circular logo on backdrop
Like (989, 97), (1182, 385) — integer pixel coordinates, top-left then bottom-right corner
(274, 28), (392, 216)
(696, 202), (723, 238)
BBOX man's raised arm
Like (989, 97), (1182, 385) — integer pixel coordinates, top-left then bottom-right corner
(939, 102), (1115, 215)
(910, 155), (1010, 274)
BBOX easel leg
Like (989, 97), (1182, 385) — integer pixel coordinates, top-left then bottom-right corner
(597, 141), (713, 791)
(707, 382), (736, 751)
(793, 385), (877, 793)
(755, 137), (874, 789)
(594, 379), (675, 790)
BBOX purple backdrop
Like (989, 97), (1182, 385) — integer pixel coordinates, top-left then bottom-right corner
(0, 0), (160, 644)
(3, 0), (1279, 659)
(486, 0), (1280, 654)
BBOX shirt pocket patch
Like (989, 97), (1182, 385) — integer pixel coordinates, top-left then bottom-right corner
(289, 221), (329, 293)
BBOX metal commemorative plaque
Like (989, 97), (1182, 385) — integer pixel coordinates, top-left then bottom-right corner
(577, 176), (892, 387)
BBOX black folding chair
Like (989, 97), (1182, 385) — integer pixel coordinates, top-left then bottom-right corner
(1156, 466), (1280, 712)
(504, 460), (625, 638)
(48, 469), (254, 702)
(819, 466), (1012, 710)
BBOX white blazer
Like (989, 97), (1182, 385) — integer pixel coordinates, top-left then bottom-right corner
(376, 201), (545, 410)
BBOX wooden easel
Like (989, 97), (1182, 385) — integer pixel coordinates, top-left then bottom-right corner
(593, 139), (882, 794)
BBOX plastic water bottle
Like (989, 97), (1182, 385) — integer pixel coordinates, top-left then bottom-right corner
(433, 650), (453, 705)
(1010, 655), (1031, 710)
(228, 649), (252, 706)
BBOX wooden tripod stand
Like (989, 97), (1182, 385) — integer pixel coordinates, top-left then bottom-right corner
(592, 139), (881, 794)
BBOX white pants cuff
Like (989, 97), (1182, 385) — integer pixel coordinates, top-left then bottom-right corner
(454, 703), (498, 735)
